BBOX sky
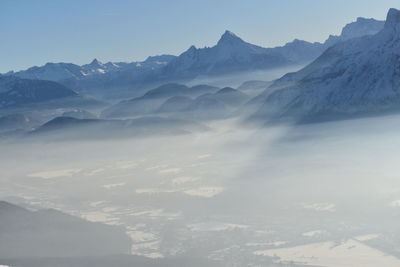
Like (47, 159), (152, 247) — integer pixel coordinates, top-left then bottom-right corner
(1, 0), (399, 73)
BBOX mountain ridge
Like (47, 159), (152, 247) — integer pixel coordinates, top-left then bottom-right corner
(251, 8), (400, 123)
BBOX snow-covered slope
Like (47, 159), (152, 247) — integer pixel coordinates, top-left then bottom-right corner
(253, 8), (400, 122)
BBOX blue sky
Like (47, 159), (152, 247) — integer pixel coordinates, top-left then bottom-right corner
(1, 0), (399, 72)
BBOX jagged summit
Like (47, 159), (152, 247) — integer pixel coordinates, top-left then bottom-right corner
(163, 29), (290, 78)
(89, 58), (102, 65)
(222, 30), (238, 37)
(385, 8), (400, 29)
(217, 30), (244, 45)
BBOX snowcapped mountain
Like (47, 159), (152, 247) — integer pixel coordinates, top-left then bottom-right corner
(81, 58), (117, 75)
(253, 8), (400, 122)
(8, 55), (176, 83)
(3, 55), (177, 100)
(9, 17), (383, 84)
(10, 62), (85, 81)
(161, 30), (291, 79)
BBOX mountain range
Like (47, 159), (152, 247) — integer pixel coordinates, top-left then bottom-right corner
(29, 114), (209, 140)
(3, 16), (384, 100)
(0, 11), (395, 127)
(102, 83), (220, 117)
